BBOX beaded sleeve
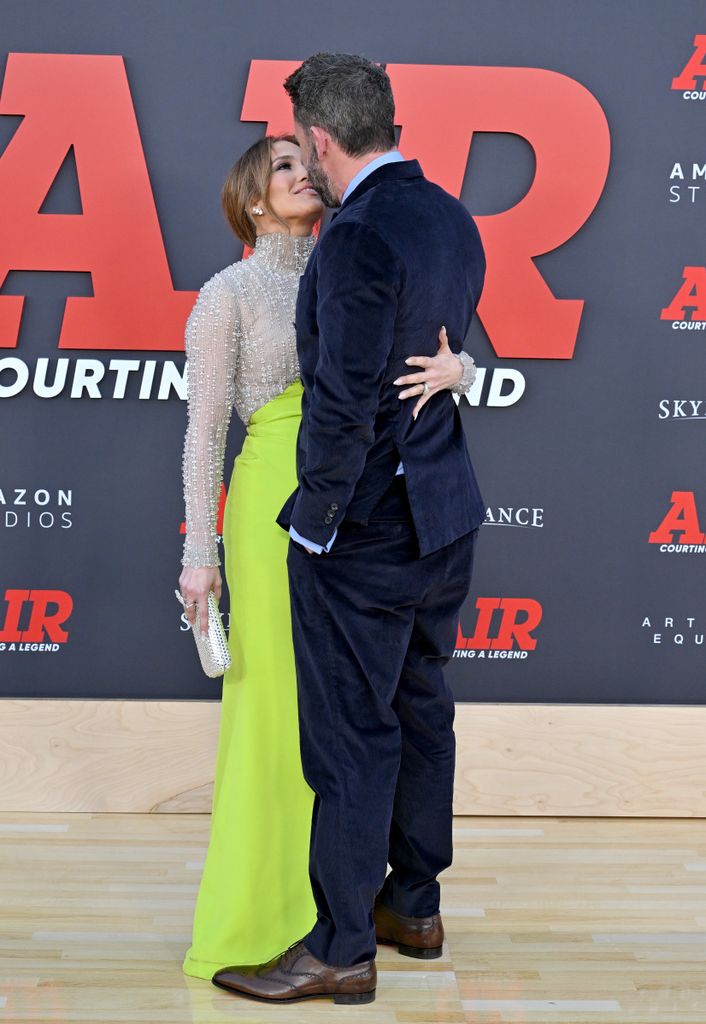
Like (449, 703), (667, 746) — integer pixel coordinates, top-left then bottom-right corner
(181, 273), (242, 568)
(450, 349), (477, 395)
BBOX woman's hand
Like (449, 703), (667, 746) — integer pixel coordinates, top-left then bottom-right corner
(394, 326), (463, 419)
(178, 565), (222, 637)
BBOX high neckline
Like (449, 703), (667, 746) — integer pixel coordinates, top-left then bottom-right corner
(251, 231), (316, 273)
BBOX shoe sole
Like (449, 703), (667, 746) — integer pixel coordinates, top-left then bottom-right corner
(377, 936), (443, 959)
(212, 977), (376, 1004)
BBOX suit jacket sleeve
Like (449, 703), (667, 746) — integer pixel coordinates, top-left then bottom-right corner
(289, 220), (402, 546)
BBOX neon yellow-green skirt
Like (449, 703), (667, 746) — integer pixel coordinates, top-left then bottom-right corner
(182, 378), (315, 980)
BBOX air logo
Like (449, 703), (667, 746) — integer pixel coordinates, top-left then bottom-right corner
(0, 53), (609, 362)
(455, 597), (543, 659)
(0, 588), (72, 651)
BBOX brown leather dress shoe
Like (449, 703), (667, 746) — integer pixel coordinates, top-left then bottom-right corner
(373, 897), (444, 959)
(212, 940), (376, 1004)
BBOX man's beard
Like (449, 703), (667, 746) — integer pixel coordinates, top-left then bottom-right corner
(305, 143), (341, 209)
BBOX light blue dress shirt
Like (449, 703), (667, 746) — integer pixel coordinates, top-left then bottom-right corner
(289, 150), (405, 555)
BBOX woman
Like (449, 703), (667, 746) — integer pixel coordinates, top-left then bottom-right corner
(179, 134), (476, 981)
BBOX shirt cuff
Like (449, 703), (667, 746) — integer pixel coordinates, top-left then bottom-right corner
(289, 525), (338, 554)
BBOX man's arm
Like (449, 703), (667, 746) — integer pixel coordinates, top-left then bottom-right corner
(289, 220), (402, 548)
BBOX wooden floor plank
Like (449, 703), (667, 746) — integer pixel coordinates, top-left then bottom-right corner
(0, 814), (704, 1022)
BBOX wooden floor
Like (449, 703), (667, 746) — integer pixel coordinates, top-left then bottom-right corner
(0, 815), (705, 1023)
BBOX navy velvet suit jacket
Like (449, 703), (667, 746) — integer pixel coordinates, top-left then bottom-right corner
(277, 158), (486, 558)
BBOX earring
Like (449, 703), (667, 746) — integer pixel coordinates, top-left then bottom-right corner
(252, 206), (264, 216)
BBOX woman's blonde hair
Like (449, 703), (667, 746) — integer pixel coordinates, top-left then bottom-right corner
(221, 134), (301, 247)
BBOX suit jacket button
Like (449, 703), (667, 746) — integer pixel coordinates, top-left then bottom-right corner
(330, 502), (339, 511)
(324, 514), (333, 524)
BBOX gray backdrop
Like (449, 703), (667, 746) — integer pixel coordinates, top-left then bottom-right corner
(1, 0), (704, 702)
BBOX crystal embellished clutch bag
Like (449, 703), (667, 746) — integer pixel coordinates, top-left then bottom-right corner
(175, 589), (231, 678)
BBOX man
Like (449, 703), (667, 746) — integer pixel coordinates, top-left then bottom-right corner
(213, 52), (485, 1005)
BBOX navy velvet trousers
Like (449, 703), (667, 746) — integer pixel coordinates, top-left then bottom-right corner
(286, 475), (478, 967)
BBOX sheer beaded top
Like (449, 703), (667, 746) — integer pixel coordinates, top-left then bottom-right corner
(181, 231), (317, 568)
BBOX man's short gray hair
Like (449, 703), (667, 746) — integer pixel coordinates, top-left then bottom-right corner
(284, 52), (396, 158)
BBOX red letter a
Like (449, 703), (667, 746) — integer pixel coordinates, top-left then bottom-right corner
(660, 267), (706, 322)
(648, 492), (705, 545)
(672, 35), (706, 90)
(0, 53), (196, 350)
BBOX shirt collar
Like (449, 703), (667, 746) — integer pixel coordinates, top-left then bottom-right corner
(340, 150), (405, 205)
